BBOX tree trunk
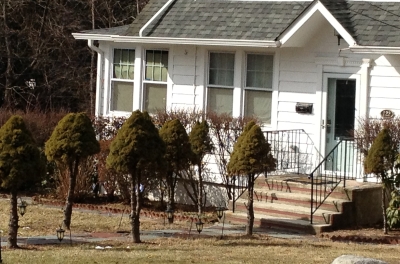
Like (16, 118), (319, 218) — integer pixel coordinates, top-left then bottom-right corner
(3, 0), (12, 109)
(246, 174), (254, 236)
(382, 184), (388, 234)
(64, 160), (79, 230)
(130, 167), (141, 243)
(8, 190), (19, 248)
(166, 171), (175, 224)
(89, 0), (96, 115)
(197, 163), (203, 215)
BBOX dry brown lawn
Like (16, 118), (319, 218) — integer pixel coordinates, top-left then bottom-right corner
(0, 199), (400, 263)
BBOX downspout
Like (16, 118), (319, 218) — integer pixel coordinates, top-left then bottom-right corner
(193, 46), (197, 106)
(139, 0), (175, 37)
(88, 39), (104, 116)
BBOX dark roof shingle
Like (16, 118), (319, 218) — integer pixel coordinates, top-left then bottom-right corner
(322, 0), (400, 46)
(125, 0), (311, 41)
(81, 0), (400, 47)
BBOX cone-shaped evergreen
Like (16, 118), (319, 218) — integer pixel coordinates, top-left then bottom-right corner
(189, 121), (213, 214)
(45, 112), (100, 230)
(0, 115), (44, 248)
(228, 122), (276, 235)
(107, 110), (165, 242)
(365, 128), (396, 175)
(364, 128), (397, 234)
(159, 119), (192, 222)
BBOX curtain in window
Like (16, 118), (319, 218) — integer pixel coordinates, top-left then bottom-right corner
(207, 88), (233, 115)
(209, 53), (234, 86)
(246, 54), (273, 88)
(245, 90), (272, 123)
(113, 49), (135, 80)
(144, 83), (167, 113)
(111, 81), (133, 112)
(145, 50), (168, 82)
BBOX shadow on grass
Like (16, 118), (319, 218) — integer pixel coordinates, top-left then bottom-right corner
(211, 235), (330, 249)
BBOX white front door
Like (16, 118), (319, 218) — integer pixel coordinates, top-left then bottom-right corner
(321, 73), (360, 172)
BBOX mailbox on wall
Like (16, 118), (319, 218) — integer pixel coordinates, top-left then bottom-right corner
(295, 103), (313, 114)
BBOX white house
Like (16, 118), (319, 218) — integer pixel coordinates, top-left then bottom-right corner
(73, 0), (400, 179)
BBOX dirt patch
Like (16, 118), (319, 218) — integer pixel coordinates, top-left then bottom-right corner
(320, 227), (400, 244)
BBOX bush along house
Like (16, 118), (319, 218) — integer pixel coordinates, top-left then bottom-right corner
(73, 0), (400, 234)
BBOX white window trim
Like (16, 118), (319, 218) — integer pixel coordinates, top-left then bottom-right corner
(109, 48), (135, 114)
(206, 51), (236, 115)
(244, 52), (274, 91)
(142, 49), (169, 113)
(242, 52), (274, 124)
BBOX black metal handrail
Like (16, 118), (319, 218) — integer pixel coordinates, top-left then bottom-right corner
(229, 129), (314, 212)
(308, 138), (361, 224)
(264, 129), (316, 176)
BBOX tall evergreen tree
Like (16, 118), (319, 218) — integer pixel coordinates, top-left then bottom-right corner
(107, 110), (165, 243)
(45, 112), (100, 230)
(189, 121), (213, 215)
(0, 115), (44, 248)
(228, 121), (275, 235)
(364, 128), (397, 234)
(159, 119), (192, 222)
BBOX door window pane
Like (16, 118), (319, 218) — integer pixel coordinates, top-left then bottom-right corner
(207, 88), (233, 115)
(334, 80), (356, 138)
(111, 81), (133, 112)
(244, 90), (272, 123)
(144, 83), (167, 113)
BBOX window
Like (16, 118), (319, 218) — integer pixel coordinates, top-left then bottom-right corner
(143, 50), (168, 113)
(111, 49), (135, 112)
(207, 52), (235, 115)
(244, 54), (273, 123)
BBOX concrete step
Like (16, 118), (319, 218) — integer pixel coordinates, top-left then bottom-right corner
(232, 198), (341, 224)
(242, 188), (351, 213)
(224, 211), (331, 235)
(257, 175), (351, 200)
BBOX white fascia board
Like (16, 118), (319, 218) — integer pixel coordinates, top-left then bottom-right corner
(72, 33), (279, 48)
(349, 45), (400, 55)
(278, 1), (357, 47)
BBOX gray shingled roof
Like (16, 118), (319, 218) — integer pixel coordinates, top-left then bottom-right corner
(83, 0), (311, 41)
(321, 0), (400, 46)
(125, 0), (311, 40)
(81, 0), (400, 47)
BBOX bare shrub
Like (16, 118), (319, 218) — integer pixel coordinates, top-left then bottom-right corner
(0, 108), (68, 146)
(152, 108), (203, 130)
(151, 109), (260, 204)
(96, 140), (121, 202)
(206, 111), (259, 200)
(355, 117), (400, 158)
(92, 116), (130, 202)
(53, 156), (95, 201)
(93, 116), (126, 140)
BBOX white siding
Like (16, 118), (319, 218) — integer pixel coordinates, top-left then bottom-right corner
(368, 55), (400, 118)
(170, 45), (204, 110)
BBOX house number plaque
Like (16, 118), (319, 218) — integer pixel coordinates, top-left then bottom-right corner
(380, 109), (395, 119)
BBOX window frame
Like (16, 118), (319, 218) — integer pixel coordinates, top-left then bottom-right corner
(243, 53), (274, 123)
(109, 48), (135, 113)
(206, 51), (236, 115)
(142, 49), (169, 113)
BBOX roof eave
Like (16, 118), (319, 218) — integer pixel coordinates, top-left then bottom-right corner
(350, 45), (400, 55)
(72, 33), (280, 48)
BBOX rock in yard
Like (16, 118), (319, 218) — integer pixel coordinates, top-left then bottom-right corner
(331, 255), (387, 264)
